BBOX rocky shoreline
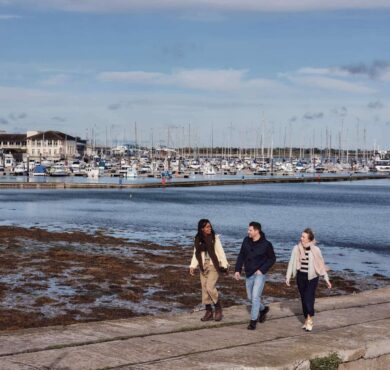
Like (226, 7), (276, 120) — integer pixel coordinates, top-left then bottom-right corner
(0, 226), (389, 332)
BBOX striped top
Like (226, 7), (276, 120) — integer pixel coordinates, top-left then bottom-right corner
(299, 247), (310, 273)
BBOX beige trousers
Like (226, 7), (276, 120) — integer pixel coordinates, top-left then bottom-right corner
(200, 260), (219, 305)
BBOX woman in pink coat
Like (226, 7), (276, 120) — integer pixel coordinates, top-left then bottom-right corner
(286, 228), (332, 331)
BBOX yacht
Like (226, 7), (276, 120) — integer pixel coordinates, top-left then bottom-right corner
(49, 164), (69, 177)
(13, 163), (28, 175)
(126, 167), (138, 178)
(374, 160), (390, 172)
(86, 167), (100, 178)
(203, 166), (216, 176)
(4, 154), (16, 169)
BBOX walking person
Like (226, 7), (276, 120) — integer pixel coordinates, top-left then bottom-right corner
(234, 222), (276, 330)
(189, 219), (229, 321)
(286, 228), (332, 332)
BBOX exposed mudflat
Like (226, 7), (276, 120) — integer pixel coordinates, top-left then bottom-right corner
(0, 226), (388, 332)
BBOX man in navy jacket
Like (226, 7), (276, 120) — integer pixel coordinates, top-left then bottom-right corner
(234, 221), (276, 330)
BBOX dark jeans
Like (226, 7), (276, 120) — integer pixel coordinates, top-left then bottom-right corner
(296, 271), (319, 318)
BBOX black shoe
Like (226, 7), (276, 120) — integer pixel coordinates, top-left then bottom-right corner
(247, 320), (257, 330)
(258, 306), (269, 323)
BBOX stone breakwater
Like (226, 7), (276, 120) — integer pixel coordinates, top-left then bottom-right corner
(0, 226), (388, 332)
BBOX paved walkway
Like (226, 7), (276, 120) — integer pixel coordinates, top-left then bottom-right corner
(0, 286), (389, 369)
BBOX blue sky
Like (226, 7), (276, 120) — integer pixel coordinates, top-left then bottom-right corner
(0, 1), (390, 149)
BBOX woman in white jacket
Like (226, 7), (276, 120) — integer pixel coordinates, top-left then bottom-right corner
(286, 228), (332, 331)
(190, 219), (229, 322)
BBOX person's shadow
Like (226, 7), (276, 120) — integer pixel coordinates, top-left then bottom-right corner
(278, 298), (305, 324)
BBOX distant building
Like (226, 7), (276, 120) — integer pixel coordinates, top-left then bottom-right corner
(0, 133), (27, 162)
(0, 130), (87, 161)
(26, 131), (80, 160)
(0, 133), (27, 151)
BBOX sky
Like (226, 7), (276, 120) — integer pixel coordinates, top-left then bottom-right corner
(0, 0), (390, 149)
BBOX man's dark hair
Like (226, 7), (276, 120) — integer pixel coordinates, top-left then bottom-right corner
(249, 221), (261, 232)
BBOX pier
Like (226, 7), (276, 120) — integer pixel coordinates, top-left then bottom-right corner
(0, 286), (389, 369)
(0, 173), (389, 189)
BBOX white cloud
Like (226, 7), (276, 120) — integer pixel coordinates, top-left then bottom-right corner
(98, 71), (166, 84)
(2, 0), (390, 13)
(97, 68), (288, 93)
(174, 69), (245, 91)
(297, 67), (350, 78)
(288, 75), (376, 94)
(382, 70), (390, 81)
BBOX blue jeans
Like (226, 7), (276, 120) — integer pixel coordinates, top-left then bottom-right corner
(246, 273), (266, 321)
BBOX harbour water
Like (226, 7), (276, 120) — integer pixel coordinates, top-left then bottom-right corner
(1, 179), (389, 277)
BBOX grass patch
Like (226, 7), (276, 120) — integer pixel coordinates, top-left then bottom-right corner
(310, 352), (342, 370)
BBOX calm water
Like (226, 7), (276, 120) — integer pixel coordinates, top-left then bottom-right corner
(1, 179), (389, 276)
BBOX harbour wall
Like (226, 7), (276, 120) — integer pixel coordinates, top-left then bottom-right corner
(0, 174), (389, 189)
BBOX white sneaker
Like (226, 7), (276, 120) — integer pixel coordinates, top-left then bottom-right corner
(302, 320), (307, 329)
(305, 319), (313, 332)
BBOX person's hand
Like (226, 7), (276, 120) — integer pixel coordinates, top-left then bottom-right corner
(255, 270), (262, 275)
(234, 271), (241, 280)
(189, 267), (195, 276)
(327, 281), (332, 289)
(286, 278), (290, 287)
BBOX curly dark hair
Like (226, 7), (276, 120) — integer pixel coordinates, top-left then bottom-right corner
(195, 219), (215, 242)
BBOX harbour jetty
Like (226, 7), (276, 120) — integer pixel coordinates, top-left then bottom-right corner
(0, 286), (389, 369)
(0, 173), (389, 189)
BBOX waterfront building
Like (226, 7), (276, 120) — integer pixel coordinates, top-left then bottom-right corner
(0, 133), (27, 162)
(0, 133), (27, 151)
(0, 131), (86, 162)
(26, 131), (82, 160)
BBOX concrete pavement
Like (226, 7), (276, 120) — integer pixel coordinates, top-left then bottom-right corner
(0, 286), (389, 369)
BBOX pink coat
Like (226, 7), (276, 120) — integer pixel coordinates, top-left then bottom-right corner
(286, 242), (330, 282)
(297, 242), (329, 276)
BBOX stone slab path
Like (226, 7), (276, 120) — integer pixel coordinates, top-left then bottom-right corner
(1, 286), (389, 369)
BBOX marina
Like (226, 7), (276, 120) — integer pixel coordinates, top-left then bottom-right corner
(1, 3), (389, 367)
(0, 178), (389, 330)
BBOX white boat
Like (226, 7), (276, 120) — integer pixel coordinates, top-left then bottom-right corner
(84, 167), (99, 178)
(253, 167), (268, 175)
(354, 165), (370, 174)
(295, 162), (305, 172)
(13, 163), (28, 175)
(203, 166), (216, 175)
(41, 159), (54, 167)
(4, 154), (16, 168)
(72, 168), (87, 177)
(116, 165), (129, 177)
(126, 167), (138, 178)
(305, 167), (316, 173)
(49, 164), (69, 177)
(374, 160), (390, 172)
(189, 161), (201, 170)
(70, 160), (82, 172)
